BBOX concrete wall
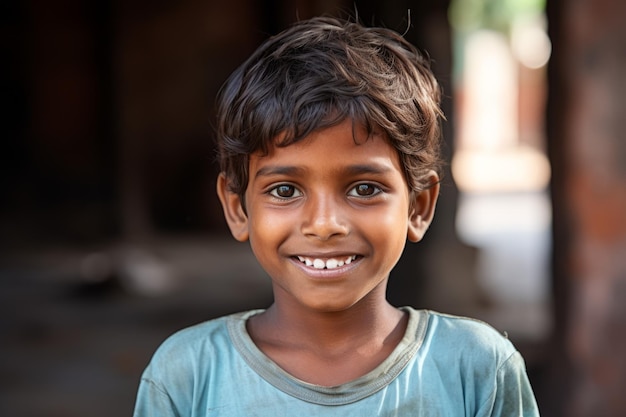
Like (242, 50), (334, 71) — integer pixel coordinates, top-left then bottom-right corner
(547, 0), (626, 416)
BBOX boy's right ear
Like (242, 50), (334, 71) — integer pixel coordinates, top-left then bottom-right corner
(216, 173), (249, 242)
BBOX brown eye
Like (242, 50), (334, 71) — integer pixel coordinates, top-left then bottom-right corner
(269, 184), (301, 198)
(276, 185), (294, 197)
(349, 183), (381, 197)
(357, 184), (374, 195)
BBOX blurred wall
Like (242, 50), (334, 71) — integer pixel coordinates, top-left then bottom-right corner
(2, 0), (274, 244)
(547, 0), (626, 416)
(1, 0), (454, 242)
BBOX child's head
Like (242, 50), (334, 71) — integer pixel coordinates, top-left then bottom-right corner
(216, 16), (444, 199)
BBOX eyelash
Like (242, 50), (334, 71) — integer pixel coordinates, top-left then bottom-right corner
(268, 184), (302, 199)
(348, 183), (382, 197)
(267, 183), (383, 200)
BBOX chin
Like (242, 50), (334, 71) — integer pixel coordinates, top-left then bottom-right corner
(299, 297), (364, 314)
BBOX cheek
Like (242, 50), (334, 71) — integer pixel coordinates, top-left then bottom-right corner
(360, 206), (410, 246)
(365, 199), (410, 228)
(248, 209), (293, 246)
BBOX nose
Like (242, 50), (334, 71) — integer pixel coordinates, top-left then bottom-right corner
(300, 194), (349, 241)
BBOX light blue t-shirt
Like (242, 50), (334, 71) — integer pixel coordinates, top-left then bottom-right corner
(133, 308), (539, 416)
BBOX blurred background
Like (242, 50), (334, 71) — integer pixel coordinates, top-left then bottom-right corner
(1, 0), (624, 416)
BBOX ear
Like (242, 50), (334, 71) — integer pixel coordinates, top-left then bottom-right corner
(216, 173), (249, 242)
(407, 171), (440, 243)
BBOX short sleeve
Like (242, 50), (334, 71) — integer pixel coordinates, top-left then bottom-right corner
(478, 351), (540, 417)
(133, 373), (180, 417)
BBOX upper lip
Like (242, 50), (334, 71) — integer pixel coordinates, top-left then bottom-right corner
(290, 251), (360, 259)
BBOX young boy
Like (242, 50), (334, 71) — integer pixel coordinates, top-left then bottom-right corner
(133, 16), (539, 416)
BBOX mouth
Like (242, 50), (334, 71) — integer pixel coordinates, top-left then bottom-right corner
(295, 255), (359, 270)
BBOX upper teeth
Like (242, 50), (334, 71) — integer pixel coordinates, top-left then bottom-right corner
(297, 256), (357, 270)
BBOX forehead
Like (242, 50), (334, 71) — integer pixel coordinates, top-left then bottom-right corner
(249, 119), (405, 180)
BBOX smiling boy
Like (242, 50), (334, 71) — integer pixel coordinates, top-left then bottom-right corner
(133, 16), (539, 416)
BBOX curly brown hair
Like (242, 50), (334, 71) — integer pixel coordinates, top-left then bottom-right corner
(215, 16), (444, 199)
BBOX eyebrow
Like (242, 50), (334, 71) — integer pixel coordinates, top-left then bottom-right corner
(254, 163), (393, 179)
(254, 165), (305, 178)
(341, 163), (394, 176)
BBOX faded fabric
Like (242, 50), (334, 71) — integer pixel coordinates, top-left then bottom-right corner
(133, 307), (539, 416)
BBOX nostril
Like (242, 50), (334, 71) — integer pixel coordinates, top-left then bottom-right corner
(300, 198), (350, 239)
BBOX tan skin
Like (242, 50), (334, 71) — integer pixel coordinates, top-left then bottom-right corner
(217, 119), (439, 387)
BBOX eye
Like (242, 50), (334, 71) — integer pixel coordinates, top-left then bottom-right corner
(348, 183), (382, 197)
(269, 184), (302, 199)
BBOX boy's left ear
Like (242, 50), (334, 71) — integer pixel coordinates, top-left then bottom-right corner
(407, 171), (440, 243)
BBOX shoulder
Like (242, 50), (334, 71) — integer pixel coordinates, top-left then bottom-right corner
(408, 310), (539, 415)
(419, 310), (518, 369)
(154, 316), (228, 356)
(425, 310), (514, 347)
(144, 310), (260, 378)
(134, 311), (263, 416)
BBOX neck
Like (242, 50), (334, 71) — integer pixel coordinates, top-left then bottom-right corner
(254, 292), (404, 354)
(246, 286), (409, 386)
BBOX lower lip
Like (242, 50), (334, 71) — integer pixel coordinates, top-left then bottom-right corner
(290, 257), (361, 279)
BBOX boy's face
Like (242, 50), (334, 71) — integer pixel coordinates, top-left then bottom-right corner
(218, 119), (438, 313)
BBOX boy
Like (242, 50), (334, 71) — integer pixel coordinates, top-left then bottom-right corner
(133, 16), (539, 416)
